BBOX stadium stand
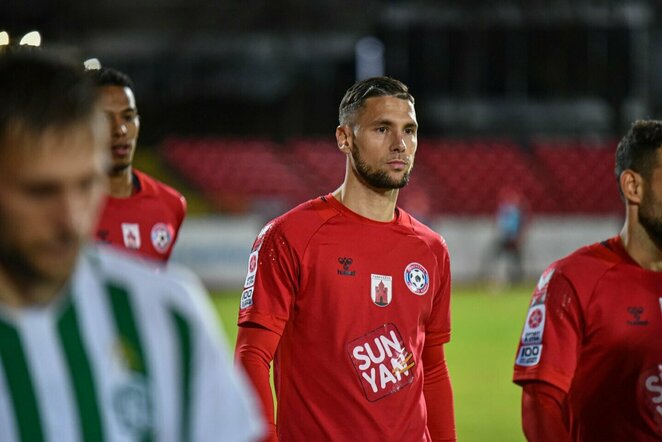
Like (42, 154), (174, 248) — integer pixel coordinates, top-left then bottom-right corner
(162, 137), (622, 216)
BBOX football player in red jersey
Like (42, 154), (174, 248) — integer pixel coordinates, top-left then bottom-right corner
(89, 67), (186, 262)
(514, 120), (662, 441)
(235, 77), (456, 441)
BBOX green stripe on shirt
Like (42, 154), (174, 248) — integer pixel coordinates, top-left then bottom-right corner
(0, 317), (45, 442)
(106, 283), (153, 442)
(57, 299), (105, 442)
(171, 309), (193, 442)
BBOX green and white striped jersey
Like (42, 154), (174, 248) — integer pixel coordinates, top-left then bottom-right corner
(0, 245), (263, 442)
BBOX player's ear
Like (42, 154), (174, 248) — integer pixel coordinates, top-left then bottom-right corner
(336, 125), (351, 154)
(620, 169), (643, 204)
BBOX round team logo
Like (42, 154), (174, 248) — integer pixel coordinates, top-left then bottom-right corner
(150, 223), (174, 254)
(112, 375), (153, 438)
(528, 308), (543, 329)
(404, 262), (429, 295)
(249, 253), (258, 273)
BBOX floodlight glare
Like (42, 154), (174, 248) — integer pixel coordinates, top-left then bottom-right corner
(19, 31), (41, 47)
(84, 58), (102, 70)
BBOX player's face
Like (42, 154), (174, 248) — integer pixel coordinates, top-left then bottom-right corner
(0, 119), (108, 291)
(346, 96), (418, 190)
(99, 85), (140, 174)
(639, 151), (662, 248)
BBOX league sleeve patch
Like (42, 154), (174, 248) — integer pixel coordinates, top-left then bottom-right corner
(516, 305), (546, 367)
(244, 251), (259, 288)
(521, 305), (546, 345)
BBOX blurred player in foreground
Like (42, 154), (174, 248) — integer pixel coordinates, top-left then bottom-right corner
(236, 76), (456, 441)
(89, 67), (186, 262)
(0, 51), (262, 441)
(513, 120), (662, 441)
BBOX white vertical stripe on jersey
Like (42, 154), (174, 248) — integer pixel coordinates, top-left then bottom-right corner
(127, 277), (179, 442)
(19, 307), (79, 442)
(73, 256), (130, 442)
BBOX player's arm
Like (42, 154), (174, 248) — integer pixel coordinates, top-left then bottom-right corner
(422, 344), (456, 442)
(514, 270), (581, 441)
(521, 381), (569, 442)
(235, 323), (281, 442)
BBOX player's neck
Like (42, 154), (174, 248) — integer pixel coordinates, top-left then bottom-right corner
(333, 181), (398, 222)
(620, 221), (662, 271)
(0, 266), (64, 308)
(109, 167), (134, 198)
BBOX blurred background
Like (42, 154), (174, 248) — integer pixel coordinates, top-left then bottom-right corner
(2, 1), (656, 439)
(3, 0), (646, 286)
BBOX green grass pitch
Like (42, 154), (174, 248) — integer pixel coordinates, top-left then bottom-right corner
(213, 283), (532, 442)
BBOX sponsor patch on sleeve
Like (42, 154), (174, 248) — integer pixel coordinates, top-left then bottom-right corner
(240, 287), (254, 310)
(516, 344), (543, 366)
(516, 304), (547, 366)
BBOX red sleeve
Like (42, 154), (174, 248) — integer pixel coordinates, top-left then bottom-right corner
(235, 324), (281, 442)
(513, 268), (583, 392)
(425, 238), (452, 346)
(521, 382), (570, 441)
(238, 220), (298, 334)
(422, 344), (456, 442)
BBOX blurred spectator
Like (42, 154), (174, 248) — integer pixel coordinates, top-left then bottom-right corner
(486, 186), (528, 287)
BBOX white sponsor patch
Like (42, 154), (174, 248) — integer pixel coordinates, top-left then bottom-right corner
(240, 287), (254, 309)
(516, 344), (543, 366)
(244, 251), (259, 288)
(121, 223), (141, 249)
(521, 305), (546, 345)
(371, 274), (392, 307)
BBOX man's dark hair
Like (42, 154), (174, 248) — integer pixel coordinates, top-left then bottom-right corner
(615, 120), (662, 196)
(339, 76), (414, 126)
(88, 66), (134, 90)
(0, 51), (98, 141)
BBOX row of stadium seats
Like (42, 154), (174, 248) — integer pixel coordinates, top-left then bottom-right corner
(161, 137), (622, 216)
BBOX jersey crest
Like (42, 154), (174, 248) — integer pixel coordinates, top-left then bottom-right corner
(403, 262), (429, 295)
(121, 223), (141, 249)
(112, 374), (154, 439)
(150, 223), (174, 254)
(371, 274), (392, 307)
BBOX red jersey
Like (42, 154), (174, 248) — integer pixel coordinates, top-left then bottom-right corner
(95, 169), (186, 262)
(238, 194), (452, 441)
(514, 236), (662, 441)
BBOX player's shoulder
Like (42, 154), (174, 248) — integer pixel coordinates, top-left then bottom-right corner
(253, 195), (338, 246)
(398, 207), (449, 254)
(84, 244), (205, 306)
(543, 237), (622, 294)
(134, 169), (186, 204)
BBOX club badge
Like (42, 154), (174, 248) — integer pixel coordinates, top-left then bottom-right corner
(371, 274), (392, 307)
(150, 223), (174, 254)
(404, 262), (429, 295)
(121, 223), (141, 249)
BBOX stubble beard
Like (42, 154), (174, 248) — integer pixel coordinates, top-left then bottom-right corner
(350, 144), (411, 190)
(638, 185), (662, 251)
